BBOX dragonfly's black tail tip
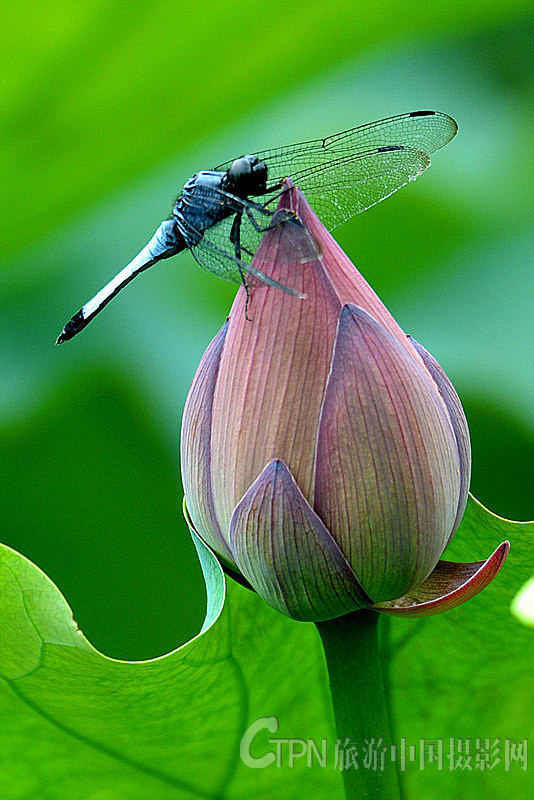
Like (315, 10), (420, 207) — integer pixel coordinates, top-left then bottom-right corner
(55, 323), (76, 345)
(56, 326), (74, 344)
(56, 323), (80, 344)
(56, 310), (85, 345)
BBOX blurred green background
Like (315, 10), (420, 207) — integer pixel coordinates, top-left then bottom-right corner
(1, 0), (532, 661)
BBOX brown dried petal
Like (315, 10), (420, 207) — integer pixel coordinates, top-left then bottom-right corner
(373, 541), (510, 616)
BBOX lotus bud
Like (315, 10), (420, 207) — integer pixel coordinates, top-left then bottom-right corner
(181, 185), (508, 622)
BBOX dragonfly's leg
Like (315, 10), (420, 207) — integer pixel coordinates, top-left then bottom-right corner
(261, 181), (289, 204)
(251, 180), (292, 211)
(230, 212), (252, 321)
(242, 199), (273, 217)
(245, 205), (297, 234)
(229, 212), (242, 259)
(263, 180), (285, 195)
(243, 284), (252, 321)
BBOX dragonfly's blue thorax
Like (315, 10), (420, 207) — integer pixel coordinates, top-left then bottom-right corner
(173, 170), (232, 247)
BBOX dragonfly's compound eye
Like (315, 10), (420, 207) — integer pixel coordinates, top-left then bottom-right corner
(227, 155), (267, 195)
(251, 158), (268, 188)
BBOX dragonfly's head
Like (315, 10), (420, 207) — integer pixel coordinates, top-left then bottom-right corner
(226, 155), (268, 197)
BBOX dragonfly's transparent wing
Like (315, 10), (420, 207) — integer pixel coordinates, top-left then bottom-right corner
(215, 110), (456, 188)
(275, 145), (431, 230)
(187, 216), (242, 285)
(235, 206), (319, 274)
(319, 110), (457, 155)
(186, 144), (430, 281)
(190, 229), (306, 298)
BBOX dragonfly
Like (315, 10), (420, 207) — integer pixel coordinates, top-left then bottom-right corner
(56, 110), (457, 343)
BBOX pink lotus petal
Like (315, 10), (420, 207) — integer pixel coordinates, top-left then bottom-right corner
(209, 185), (431, 537)
(229, 459), (371, 621)
(408, 336), (471, 543)
(210, 206), (342, 536)
(373, 541), (510, 617)
(314, 304), (461, 602)
(288, 186), (429, 366)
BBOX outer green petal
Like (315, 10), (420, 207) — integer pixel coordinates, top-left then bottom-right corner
(373, 541), (509, 616)
(229, 459), (371, 621)
(314, 304), (461, 603)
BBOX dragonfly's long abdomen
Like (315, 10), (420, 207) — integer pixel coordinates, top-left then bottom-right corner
(56, 220), (186, 344)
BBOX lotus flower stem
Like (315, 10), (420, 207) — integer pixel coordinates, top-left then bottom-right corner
(316, 611), (400, 800)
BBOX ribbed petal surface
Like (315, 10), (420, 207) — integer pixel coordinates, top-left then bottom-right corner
(293, 187), (430, 366)
(314, 304), (461, 602)
(409, 336), (471, 542)
(180, 320), (236, 565)
(373, 541), (509, 616)
(294, 192), (432, 362)
(210, 200), (342, 537)
(229, 459), (371, 621)
(210, 186), (429, 537)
